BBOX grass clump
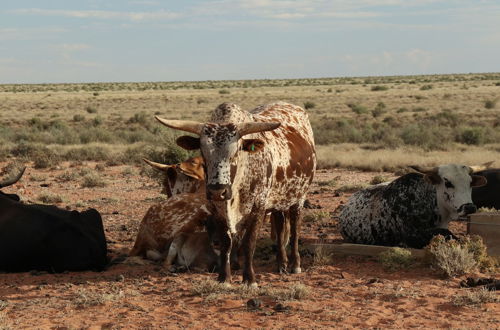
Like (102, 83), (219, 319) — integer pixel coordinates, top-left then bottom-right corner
(303, 211), (329, 224)
(81, 172), (107, 188)
(191, 279), (310, 302)
(73, 288), (123, 308)
(312, 245), (333, 267)
(370, 175), (389, 185)
(371, 102), (387, 118)
(378, 247), (414, 270)
(347, 103), (369, 115)
(420, 84), (433, 90)
(452, 287), (499, 306)
(38, 193), (64, 204)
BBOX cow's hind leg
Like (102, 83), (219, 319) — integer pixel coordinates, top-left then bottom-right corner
(271, 211), (288, 274)
(289, 203), (302, 274)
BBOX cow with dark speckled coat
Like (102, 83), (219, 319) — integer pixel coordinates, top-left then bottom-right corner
(156, 102), (316, 286)
(339, 164), (487, 249)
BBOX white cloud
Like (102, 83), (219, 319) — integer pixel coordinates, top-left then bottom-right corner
(12, 8), (181, 22)
(0, 27), (67, 41)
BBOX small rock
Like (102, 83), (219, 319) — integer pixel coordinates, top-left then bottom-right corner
(247, 298), (262, 310)
(367, 278), (382, 284)
(112, 211), (119, 215)
(120, 224), (127, 231)
(116, 274), (125, 282)
(274, 303), (291, 312)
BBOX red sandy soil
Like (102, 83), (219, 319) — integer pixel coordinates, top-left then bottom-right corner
(0, 162), (498, 329)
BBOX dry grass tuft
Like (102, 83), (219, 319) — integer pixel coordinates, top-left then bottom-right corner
(452, 287), (499, 306)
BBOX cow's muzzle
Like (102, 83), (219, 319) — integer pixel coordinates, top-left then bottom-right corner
(207, 183), (232, 201)
(458, 203), (477, 216)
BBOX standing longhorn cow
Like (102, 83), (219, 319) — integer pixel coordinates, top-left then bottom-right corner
(156, 102), (316, 286)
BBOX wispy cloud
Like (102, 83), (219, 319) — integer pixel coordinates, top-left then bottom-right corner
(12, 8), (181, 21)
(0, 27), (67, 41)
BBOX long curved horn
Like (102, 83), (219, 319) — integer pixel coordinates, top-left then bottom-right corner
(469, 161), (494, 173)
(142, 158), (174, 172)
(0, 166), (26, 188)
(238, 122), (281, 137)
(408, 165), (438, 175)
(155, 117), (203, 136)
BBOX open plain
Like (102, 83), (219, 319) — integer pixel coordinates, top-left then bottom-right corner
(0, 74), (499, 328)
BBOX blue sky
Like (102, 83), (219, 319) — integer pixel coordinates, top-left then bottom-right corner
(1, 0), (499, 84)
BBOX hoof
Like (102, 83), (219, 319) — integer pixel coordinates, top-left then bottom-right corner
(245, 282), (259, 289)
(291, 267), (302, 274)
(277, 267), (288, 275)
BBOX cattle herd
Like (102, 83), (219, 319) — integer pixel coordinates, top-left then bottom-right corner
(0, 102), (498, 285)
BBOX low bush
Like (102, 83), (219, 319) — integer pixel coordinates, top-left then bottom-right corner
(371, 85), (389, 91)
(378, 247), (414, 270)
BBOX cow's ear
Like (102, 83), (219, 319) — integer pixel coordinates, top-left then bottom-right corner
(242, 139), (265, 153)
(179, 162), (204, 181)
(423, 173), (441, 185)
(471, 175), (487, 187)
(176, 136), (200, 150)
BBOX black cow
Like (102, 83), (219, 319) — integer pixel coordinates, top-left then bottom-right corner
(472, 169), (500, 210)
(0, 168), (108, 272)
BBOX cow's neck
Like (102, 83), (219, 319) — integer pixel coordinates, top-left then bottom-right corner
(435, 194), (450, 229)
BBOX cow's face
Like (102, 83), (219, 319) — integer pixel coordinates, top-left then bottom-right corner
(413, 164), (487, 219)
(143, 157), (205, 197)
(154, 117), (279, 202)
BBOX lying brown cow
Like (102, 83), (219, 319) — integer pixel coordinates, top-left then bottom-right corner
(129, 193), (218, 272)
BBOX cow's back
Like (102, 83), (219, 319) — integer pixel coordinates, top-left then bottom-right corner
(339, 173), (439, 246)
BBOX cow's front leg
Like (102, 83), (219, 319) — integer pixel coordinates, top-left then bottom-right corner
(217, 225), (232, 284)
(241, 212), (263, 287)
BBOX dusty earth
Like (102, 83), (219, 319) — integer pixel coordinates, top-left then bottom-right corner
(0, 161), (498, 329)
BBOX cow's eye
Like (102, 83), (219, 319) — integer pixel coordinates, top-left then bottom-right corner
(444, 179), (454, 189)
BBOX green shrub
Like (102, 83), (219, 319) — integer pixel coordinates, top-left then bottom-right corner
(378, 247), (414, 270)
(219, 89), (230, 94)
(420, 84), (433, 90)
(86, 106), (97, 113)
(73, 114), (85, 122)
(370, 175), (388, 185)
(425, 235), (482, 277)
(81, 172), (107, 188)
(371, 102), (387, 118)
(457, 127), (484, 145)
(484, 99), (497, 109)
(371, 85), (389, 91)
(347, 103), (368, 115)
(303, 101), (316, 110)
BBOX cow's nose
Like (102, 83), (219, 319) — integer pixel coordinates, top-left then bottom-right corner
(459, 203), (477, 215)
(207, 184), (232, 201)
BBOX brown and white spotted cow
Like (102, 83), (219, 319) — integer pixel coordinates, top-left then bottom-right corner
(156, 101), (316, 286)
(143, 156), (205, 197)
(144, 156), (290, 271)
(129, 193), (219, 271)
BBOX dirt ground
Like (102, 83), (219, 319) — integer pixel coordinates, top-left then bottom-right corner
(0, 161), (498, 329)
